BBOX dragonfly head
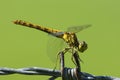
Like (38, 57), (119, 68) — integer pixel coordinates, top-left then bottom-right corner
(78, 41), (88, 52)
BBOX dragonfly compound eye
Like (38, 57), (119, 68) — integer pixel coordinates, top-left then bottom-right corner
(78, 41), (88, 52)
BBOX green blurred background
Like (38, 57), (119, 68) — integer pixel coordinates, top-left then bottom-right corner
(0, 0), (120, 80)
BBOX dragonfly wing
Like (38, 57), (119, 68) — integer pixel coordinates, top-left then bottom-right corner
(46, 35), (66, 62)
(67, 24), (91, 33)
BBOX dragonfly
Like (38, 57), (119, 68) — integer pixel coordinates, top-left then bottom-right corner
(13, 20), (91, 66)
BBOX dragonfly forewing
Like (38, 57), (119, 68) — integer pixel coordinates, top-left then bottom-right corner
(67, 24), (91, 33)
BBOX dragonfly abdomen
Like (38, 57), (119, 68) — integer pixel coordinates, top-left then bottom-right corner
(13, 20), (61, 36)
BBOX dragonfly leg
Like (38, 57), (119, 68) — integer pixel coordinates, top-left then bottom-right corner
(53, 51), (61, 70)
(71, 49), (78, 67)
(62, 47), (71, 53)
(53, 47), (71, 70)
(71, 51), (82, 70)
(71, 53), (77, 66)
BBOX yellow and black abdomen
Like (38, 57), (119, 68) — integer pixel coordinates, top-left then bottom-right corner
(13, 20), (64, 38)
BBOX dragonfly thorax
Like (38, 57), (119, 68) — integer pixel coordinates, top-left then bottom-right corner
(62, 32), (87, 53)
(62, 32), (79, 48)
